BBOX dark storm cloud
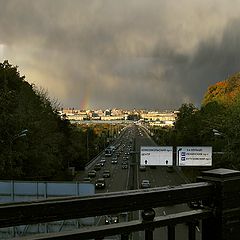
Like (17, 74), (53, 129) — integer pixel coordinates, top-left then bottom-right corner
(163, 18), (240, 107)
(1, 0), (240, 109)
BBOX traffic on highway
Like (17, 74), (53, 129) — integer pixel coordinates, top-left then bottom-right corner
(77, 124), (201, 240)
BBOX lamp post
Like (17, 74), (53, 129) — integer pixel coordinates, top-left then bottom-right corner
(12, 129), (28, 141)
(212, 128), (231, 164)
(86, 129), (89, 161)
(9, 129), (28, 172)
(212, 129), (229, 145)
(213, 129), (222, 137)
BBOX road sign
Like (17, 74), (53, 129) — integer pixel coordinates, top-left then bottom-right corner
(140, 146), (173, 166)
(177, 146), (212, 166)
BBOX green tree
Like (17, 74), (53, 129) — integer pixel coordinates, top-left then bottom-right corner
(0, 61), (88, 180)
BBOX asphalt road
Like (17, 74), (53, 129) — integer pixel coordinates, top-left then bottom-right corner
(78, 124), (201, 240)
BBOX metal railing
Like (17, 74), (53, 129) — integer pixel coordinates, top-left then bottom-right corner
(0, 168), (240, 240)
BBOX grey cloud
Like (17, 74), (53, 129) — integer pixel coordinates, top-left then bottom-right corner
(1, 0), (240, 109)
(172, 18), (240, 107)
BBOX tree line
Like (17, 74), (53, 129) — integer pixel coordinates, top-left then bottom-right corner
(2, 60), (240, 180)
(152, 72), (240, 171)
(0, 61), (110, 180)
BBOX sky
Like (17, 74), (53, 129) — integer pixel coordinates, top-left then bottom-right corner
(1, 0), (240, 110)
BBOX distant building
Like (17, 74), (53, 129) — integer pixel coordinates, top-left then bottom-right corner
(59, 108), (177, 126)
(140, 111), (177, 127)
(101, 115), (125, 121)
(104, 109), (111, 116)
(59, 109), (88, 121)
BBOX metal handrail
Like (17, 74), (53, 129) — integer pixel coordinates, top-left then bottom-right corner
(0, 182), (214, 228)
(12, 209), (213, 240)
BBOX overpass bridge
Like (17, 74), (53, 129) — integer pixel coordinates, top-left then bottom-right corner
(1, 125), (240, 239)
(0, 168), (240, 240)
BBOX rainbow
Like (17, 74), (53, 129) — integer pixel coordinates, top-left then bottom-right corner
(80, 87), (91, 110)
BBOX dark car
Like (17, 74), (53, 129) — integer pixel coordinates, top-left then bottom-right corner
(105, 215), (119, 224)
(188, 200), (203, 209)
(103, 170), (110, 178)
(122, 163), (128, 169)
(99, 161), (105, 167)
(95, 178), (106, 189)
(88, 170), (97, 178)
(99, 158), (106, 166)
(139, 165), (146, 171)
(150, 166), (157, 169)
(167, 166), (174, 172)
(83, 177), (91, 182)
(94, 164), (101, 171)
(111, 156), (118, 164)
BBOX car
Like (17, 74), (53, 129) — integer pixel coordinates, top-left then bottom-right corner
(122, 163), (128, 169)
(188, 200), (203, 209)
(99, 160), (105, 167)
(103, 170), (110, 178)
(111, 157), (118, 164)
(139, 166), (146, 171)
(167, 166), (174, 172)
(88, 170), (97, 178)
(105, 215), (119, 224)
(95, 178), (106, 189)
(83, 177), (91, 182)
(99, 159), (106, 166)
(94, 164), (101, 171)
(141, 180), (150, 188)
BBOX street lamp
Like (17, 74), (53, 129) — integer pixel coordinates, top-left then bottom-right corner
(86, 129), (89, 161)
(213, 129), (222, 137)
(212, 129), (229, 144)
(212, 128), (231, 163)
(12, 129), (28, 141)
(9, 129), (28, 172)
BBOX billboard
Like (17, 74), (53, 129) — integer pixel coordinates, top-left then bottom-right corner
(177, 146), (212, 166)
(140, 146), (173, 166)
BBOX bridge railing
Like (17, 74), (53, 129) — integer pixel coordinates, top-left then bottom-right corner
(0, 168), (240, 240)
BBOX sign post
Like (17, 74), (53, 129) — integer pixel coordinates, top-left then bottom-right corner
(177, 146), (212, 166)
(140, 146), (173, 166)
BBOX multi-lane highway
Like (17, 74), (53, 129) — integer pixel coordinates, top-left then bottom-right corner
(78, 124), (201, 239)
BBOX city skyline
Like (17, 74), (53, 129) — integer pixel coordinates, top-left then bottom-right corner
(1, 1), (240, 109)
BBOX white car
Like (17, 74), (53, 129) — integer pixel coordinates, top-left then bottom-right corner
(141, 180), (150, 188)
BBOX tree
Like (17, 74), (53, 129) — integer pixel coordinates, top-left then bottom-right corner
(0, 61), (88, 180)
